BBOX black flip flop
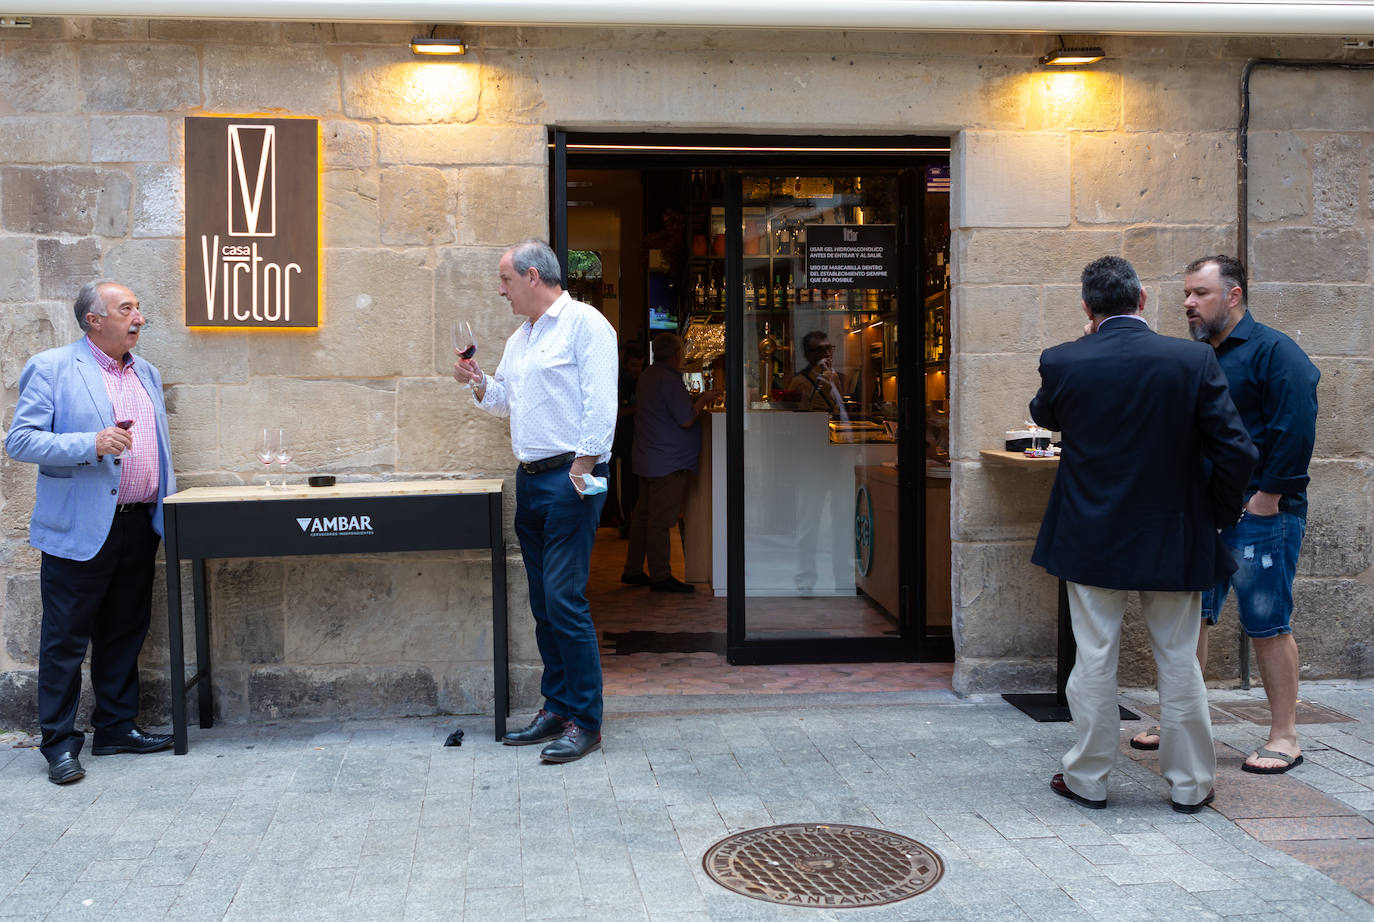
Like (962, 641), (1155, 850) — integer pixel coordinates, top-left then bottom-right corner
(1129, 726), (1160, 751)
(1242, 747), (1303, 774)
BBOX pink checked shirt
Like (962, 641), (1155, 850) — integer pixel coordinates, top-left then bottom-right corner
(87, 338), (159, 504)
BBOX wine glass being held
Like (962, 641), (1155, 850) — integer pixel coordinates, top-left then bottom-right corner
(451, 320), (481, 390)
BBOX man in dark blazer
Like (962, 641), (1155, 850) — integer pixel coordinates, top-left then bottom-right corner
(5, 280), (177, 785)
(1030, 256), (1255, 813)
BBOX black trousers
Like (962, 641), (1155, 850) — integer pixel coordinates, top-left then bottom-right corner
(39, 508), (159, 761)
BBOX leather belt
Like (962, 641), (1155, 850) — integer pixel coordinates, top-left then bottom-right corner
(115, 502), (153, 514)
(519, 452), (576, 475)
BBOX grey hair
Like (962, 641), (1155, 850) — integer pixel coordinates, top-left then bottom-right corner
(74, 280), (115, 332)
(651, 332), (682, 362)
(507, 239), (563, 288)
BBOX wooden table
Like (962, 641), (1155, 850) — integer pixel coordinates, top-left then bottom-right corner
(162, 479), (506, 753)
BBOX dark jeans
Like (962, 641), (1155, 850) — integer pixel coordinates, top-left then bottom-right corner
(515, 461), (608, 733)
(39, 508), (159, 761)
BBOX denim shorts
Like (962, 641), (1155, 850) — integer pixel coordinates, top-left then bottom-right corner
(1203, 510), (1305, 638)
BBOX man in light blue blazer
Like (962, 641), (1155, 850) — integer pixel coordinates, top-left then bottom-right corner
(5, 280), (177, 784)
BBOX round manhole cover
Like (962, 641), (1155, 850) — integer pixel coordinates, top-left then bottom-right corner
(702, 823), (944, 908)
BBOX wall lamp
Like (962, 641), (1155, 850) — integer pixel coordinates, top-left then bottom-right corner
(1039, 45), (1105, 67)
(410, 36), (467, 56)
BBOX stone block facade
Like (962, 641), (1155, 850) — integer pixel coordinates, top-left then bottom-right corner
(0, 20), (1371, 730)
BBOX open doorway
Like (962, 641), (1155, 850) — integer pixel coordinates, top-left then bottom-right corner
(557, 135), (952, 687)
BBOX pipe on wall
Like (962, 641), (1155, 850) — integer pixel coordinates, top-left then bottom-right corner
(19, 0), (1374, 36)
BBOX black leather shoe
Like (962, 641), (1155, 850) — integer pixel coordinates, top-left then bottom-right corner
(1051, 773), (1106, 809)
(91, 727), (173, 756)
(48, 754), (84, 785)
(1171, 789), (1216, 814)
(650, 577), (695, 593)
(620, 571), (650, 586)
(540, 722), (602, 763)
(503, 709), (566, 746)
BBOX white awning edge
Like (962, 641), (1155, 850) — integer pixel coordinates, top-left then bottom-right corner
(17, 0), (1374, 37)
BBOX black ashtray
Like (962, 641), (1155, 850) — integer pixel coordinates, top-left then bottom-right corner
(308, 475), (336, 487)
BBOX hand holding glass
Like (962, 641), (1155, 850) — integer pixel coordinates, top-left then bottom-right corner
(113, 418), (134, 459)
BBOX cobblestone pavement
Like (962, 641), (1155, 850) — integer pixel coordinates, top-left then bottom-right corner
(1, 680), (1371, 921)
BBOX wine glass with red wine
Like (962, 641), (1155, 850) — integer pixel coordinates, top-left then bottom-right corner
(255, 428), (276, 486)
(451, 320), (478, 387)
(114, 417), (134, 458)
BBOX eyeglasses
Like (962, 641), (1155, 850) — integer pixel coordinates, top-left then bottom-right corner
(808, 344), (835, 354)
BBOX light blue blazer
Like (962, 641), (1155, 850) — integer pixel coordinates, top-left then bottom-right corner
(4, 339), (176, 561)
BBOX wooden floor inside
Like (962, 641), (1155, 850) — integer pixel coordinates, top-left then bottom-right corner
(588, 526), (953, 696)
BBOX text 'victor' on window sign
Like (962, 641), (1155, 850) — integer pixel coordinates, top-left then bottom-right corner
(184, 116), (320, 328)
(804, 224), (898, 290)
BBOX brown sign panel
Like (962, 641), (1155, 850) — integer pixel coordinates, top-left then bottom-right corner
(184, 116), (319, 328)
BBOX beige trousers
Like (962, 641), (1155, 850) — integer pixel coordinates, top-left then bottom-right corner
(1062, 582), (1214, 805)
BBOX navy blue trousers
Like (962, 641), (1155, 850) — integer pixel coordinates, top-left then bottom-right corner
(515, 462), (608, 733)
(39, 508), (158, 761)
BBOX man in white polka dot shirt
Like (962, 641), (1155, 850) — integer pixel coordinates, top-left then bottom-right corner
(454, 239), (618, 763)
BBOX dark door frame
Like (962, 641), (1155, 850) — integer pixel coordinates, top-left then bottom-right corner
(551, 130), (953, 665)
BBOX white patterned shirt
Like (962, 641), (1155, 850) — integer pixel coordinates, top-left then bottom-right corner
(476, 293), (618, 464)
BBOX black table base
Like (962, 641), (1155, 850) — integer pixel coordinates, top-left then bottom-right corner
(1004, 579), (1140, 724)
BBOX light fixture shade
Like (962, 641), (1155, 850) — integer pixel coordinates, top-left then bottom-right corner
(410, 36), (467, 56)
(1039, 46), (1105, 66)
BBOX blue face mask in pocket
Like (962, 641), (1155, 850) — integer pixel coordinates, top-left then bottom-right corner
(570, 472), (607, 497)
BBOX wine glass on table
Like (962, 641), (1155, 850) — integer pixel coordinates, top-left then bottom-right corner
(256, 428), (277, 487)
(451, 319), (478, 387)
(273, 429), (292, 488)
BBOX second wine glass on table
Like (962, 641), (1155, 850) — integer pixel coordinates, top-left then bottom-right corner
(273, 430), (293, 486)
(451, 320), (478, 387)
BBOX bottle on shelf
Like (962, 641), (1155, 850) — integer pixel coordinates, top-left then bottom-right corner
(744, 279), (756, 311)
(706, 276), (718, 311)
(693, 274), (705, 312)
(758, 321), (780, 401)
(772, 275), (786, 311)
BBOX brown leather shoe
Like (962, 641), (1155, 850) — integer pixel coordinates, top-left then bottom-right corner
(1050, 772), (1106, 809)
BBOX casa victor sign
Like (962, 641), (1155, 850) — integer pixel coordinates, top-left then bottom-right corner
(184, 116), (320, 328)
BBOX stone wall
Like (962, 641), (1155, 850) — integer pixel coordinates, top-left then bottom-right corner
(0, 20), (1370, 728)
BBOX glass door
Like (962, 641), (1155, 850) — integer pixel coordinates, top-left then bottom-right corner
(731, 172), (905, 651)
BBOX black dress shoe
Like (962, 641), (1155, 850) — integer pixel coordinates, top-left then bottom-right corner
(620, 571), (650, 586)
(1051, 772), (1107, 809)
(91, 727), (173, 756)
(540, 722), (601, 763)
(650, 577), (694, 593)
(48, 754), (84, 785)
(1171, 789), (1216, 814)
(503, 708), (566, 746)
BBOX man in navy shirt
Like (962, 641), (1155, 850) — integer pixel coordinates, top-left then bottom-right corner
(1133, 255), (1319, 775)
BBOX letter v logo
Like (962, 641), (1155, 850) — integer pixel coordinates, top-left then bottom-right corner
(227, 123), (275, 237)
(296, 517), (312, 531)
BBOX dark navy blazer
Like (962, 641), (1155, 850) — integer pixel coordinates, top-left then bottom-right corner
(1029, 317), (1257, 591)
